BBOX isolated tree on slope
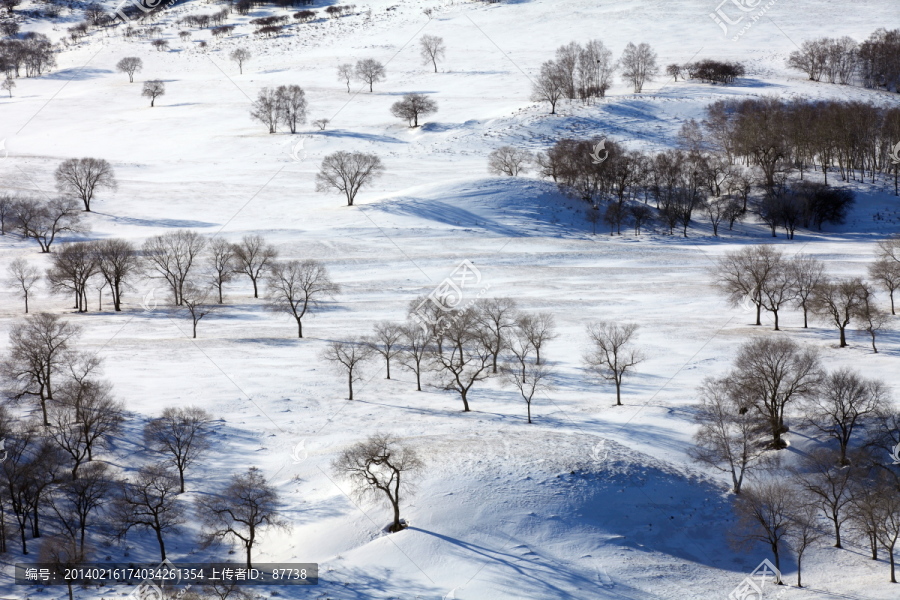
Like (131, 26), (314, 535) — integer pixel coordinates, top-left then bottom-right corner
(390, 93), (437, 127)
(54, 158), (116, 212)
(584, 322), (644, 406)
(142, 80), (165, 107)
(196, 467), (286, 569)
(144, 406), (213, 493)
(355, 58), (385, 92)
(322, 339), (373, 400)
(419, 34), (445, 73)
(230, 48), (251, 74)
(332, 433), (424, 532)
(315, 151), (384, 206)
(488, 146), (533, 176)
(620, 42), (658, 93)
(265, 259), (339, 338)
(116, 57), (142, 82)
(6, 257), (40, 313)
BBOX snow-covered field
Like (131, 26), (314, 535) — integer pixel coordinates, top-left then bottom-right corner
(2, 0), (900, 598)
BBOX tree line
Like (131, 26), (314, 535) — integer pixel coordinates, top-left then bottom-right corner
(691, 334), (900, 584)
(787, 28), (900, 93)
(714, 241), (898, 349)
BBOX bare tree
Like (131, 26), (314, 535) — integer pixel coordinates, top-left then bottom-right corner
(788, 254), (825, 328)
(793, 448), (856, 549)
(515, 312), (556, 365)
(315, 151), (384, 206)
(54, 158), (116, 212)
(142, 80), (165, 107)
(48, 461), (112, 554)
(785, 497), (824, 588)
(312, 118), (330, 130)
(65, 377), (122, 462)
(354, 58), (385, 92)
(584, 322), (644, 406)
(758, 258), (795, 331)
(144, 406), (213, 494)
(1, 313), (81, 426)
(487, 146), (533, 176)
(620, 42), (658, 93)
(46, 242), (97, 312)
(321, 339), (373, 400)
(0, 194), (15, 234)
(110, 465), (185, 561)
(39, 535), (84, 600)
(206, 238), (236, 304)
(418, 34), (446, 73)
(368, 321), (403, 379)
(151, 39), (169, 52)
(689, 378), (768, 494)
(868, 257), (900, 315)
(810, 278), (865, 347)
(265, 259), (339, 338)
(854, 283), (889, 353)
(2, 76), (15, 97)
(116, 56), (142, 82)
(332, 433), (424, 532)
(142, 230), (207, 306)
(13, 197), (85, 253)
(804, 368), (887, 465)
(91, 238), (138, 312)
(474, 297), (518, 373)
(250, 87), (279, 133)
(275, 84), (307, 134)
(726, 337), (822, 449)
(713, 245), (782, 326)
(6, 257), (40, 313)
(398, 321), (431, 391)
(231, 235), (277, 299)
(196, 467), (286, 569)
(230, 48), (251, 74)
(531, 60), (566, 114)
(504, 322), (553, 423)
(181, 283), (215, 338)
(390, 93), (437, 127)
(337, 63), (354, 92)
(733, 480), (795, 582)
(431, 308), (493, 412)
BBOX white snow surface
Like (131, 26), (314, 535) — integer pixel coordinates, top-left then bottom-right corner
(2, 0), (900, 598)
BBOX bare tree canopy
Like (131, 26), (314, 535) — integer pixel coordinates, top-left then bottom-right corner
(13, 197), (86, 253)
(231, 234), (278, 298)
(620, 42), (658, 93)
(265, 259), (339, 338)
(354, 58), (385, 92)
(110, 465), (185, 561)
(91, 238), (138, 312)
(584, 321), (644, 406)
(142, 230), (207, 306)
(315, 151), (385, 206)
(689, 378), (769, 494)
(531, 60), (567, 114)
(488, 146), (533, 177)
(54, 158), (116, 212)
(332, 433), (424, 532)
(1, 313), (82, 426)
(196, 467), (286, 569)
(230, 48), (251, 74)
(144, 406), (213, 493)
(116, 56), (142, 82)
(6, 257), (40, 313)
(142, 80), (165, 107)
(321, 338), (373, 400)
(419, 34), (446, 73)
(368, 321), (403, 380)
(390, 93), (437, 128)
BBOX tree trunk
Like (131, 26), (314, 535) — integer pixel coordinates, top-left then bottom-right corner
(755, 303), (762, 326)
(348, 373), (353, 400)
(527, 400), (532, 424)
(772, 309), (779, 331)
(461, 389), (470, 412)
(415, 369), (421, 391)
(156, 528), (166, 560)
(252, 278), (258, 298)
(838, 326), (846, 347)
(796, 554), (803, 587)
(297, 318), (303, 338)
